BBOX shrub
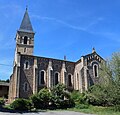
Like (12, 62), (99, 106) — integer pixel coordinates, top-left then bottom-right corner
(10, 98), (32, 111)
(30, 94), (41, 109)
(113, 105), (120, 112)
(71, 91), (88, 106)
(51, 84), (75, 109)
(64, 98), (75, 108)
(30, 88), (52, 109)
(0, 98), (5, 107)
(38, 88), (51, 109)
(86, 85), (109, 106)
(71, 91), (81, 103)
(31, 84), (75, 110)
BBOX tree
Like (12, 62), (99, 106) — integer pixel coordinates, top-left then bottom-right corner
(86, 52), (120, 107)
(31, 84), (75, 109)
(100, 52), (120, 105)
(51, 84), (75, 109)
(31, 88), (52, 109)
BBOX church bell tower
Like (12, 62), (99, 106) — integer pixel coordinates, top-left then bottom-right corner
(15, 8), (35, 56)
(10, 8), (35, 100)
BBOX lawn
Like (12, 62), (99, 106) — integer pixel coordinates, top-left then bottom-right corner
(68, 106), (120, 115)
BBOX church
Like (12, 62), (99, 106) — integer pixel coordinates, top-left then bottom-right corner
(8, 9), (104, 103)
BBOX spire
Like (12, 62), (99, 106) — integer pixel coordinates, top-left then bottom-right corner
(92, 47), (96, 53)
(19, 8), (34, 32)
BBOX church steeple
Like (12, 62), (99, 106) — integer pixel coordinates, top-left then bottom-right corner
(19, 8), (34, 32)
(15, 8), (35, 56)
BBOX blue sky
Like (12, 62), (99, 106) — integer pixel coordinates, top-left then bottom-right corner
(0, 0), (120, 80)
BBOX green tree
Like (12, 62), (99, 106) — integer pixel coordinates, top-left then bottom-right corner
(31, 88), (51, 109)
(100, 52), (120, 106)
(51, 84), (75, 109)
(86, 52), (120, 107)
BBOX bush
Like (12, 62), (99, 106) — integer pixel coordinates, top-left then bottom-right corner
(71, 91), (81, 103)
(51, 84), (75, 109)
(30, 88), (52, 109)
(30, 94), (41, 109)
(86, 85), (109, 106)
(10, 98), (32, 111)
(0, 98), (5, 107)
(51, 98), (75, 109)
(65, 98), (75, 108)
(71, 91), (88, 106)
(113, 105), (120, 112)
(71, 91), (89, 109)
(31, 84), (75, 110)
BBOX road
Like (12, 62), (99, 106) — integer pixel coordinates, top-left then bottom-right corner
(0, 111), (94, 115)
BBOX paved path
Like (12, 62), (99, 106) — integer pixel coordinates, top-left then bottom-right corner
(0, 111), (94, 115)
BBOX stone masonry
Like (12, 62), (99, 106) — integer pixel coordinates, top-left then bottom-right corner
(8, 9), (104, 103)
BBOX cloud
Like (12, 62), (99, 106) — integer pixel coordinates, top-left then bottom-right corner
(85, 17), (104, 30)
(32, 15), (86, 31)
(32, 14), (104, 35)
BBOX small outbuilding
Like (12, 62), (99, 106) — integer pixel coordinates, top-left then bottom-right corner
(0, 82), (9, 98)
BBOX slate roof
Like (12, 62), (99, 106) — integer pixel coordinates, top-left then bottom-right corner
(19, 8), (34, 33)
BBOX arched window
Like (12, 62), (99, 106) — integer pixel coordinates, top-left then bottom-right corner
(50, 70), (53, 79)
(23, 82), (29, 92)
(54, 72), (59, 85)
(26, 61), (28, 68)
(68, 74), (72, 87)
(41, 71), (45, 84)
(93, 64), (98, 77)
(39, 70), (45, 85)
(64, 72), (67, 85)
(24, 36), (28, 44)
(24, 60), (29, 69)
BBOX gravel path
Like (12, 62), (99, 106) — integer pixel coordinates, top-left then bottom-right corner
(0, 111), (94, 115)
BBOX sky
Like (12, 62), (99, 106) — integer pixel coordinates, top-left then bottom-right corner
(0, 0), (120, 80)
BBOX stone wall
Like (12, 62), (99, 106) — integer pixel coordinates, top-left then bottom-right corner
(19, 55), (34, 98)
(12, 52), (103, 99)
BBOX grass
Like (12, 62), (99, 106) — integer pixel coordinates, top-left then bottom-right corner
(3, 104), (120, 115)
(68, 106), (120, 115)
